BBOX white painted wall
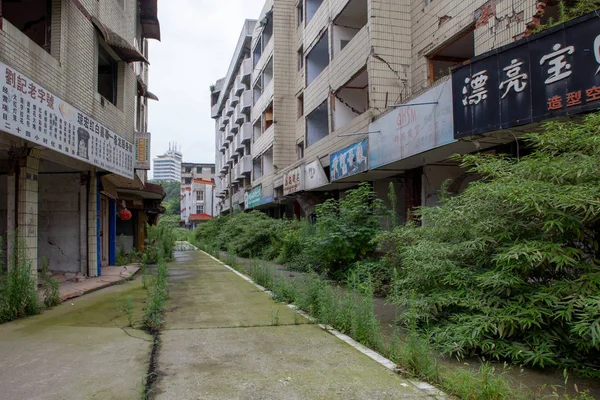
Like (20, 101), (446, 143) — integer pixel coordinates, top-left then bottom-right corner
(332, 25), (360, 58)
(333, 88), (367, 131)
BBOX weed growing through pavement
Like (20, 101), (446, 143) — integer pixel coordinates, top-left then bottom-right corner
(116, 294), (135, 327)
(40, 257), (60, 308)
(142, 256), (169, 334)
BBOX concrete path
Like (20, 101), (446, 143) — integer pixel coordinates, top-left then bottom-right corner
(0, 278), (152, 400)
(154, 251), (440, 400)
(56, 265), (141, 302)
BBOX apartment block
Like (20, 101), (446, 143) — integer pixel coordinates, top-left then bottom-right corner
(212, 0), (586, 220)
(181, 162), (215, 184)
(0, 0), (162, 280)
(153, 144), (183, 181)
(180, 178), (216, 229)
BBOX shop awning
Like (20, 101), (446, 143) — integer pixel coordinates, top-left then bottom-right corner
(140, 0), (161, 41)
(91, 17), (149, 64)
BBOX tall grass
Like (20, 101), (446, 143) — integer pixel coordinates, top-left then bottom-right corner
(0, 238), (41, 323)
(142, 256), (169, 334)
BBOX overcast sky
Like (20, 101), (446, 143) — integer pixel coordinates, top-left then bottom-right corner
(147, 0), (265, 177)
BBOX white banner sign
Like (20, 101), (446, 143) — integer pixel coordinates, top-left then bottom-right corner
(304, 159), (328, 190)
(1, 62), (134, 178)
(283, 165), (304, 196)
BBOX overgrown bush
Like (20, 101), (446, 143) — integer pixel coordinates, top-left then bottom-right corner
(146, 224), (177, 263)
(142, 256), (169, 333)
(385, 114), (600, 374)
(116, 235), (139, 266)
(306, 183), (386, 277)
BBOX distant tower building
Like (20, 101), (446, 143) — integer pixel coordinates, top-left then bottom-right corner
(153, 143), (183, 181)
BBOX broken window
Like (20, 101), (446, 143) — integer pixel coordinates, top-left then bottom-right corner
(297, 2), (304, 26)
(263, 147), (274, 175)
(3, 0), (52, 53)
(332, 68), (368, 131)
(253, 157), (263, 180)
(306, 32), (329, 86)
(332, 0), (367, 59)
(297, 142), (304, 160)
(297, 93), (304, 118)
(306, 101), (329, 147)
(263, 58), (274, 88)
(253, 42), (262, 67)
(298, 46), (304, 70)
(264, 103), (274, 131)
(253, 119), (262, 142)
(428, 27), (474, 84)
(306, 0), (324, 24)
(98, 42), (119, 105)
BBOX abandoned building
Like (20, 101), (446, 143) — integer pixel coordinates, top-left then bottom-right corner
(0, 0), (163, 280)
(211, 0), (596, 221)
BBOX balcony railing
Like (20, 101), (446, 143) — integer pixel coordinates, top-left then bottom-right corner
(230, 95), (239, 107)
(240, 90), (252, 113)
(234, 104), (245, 125)
(240, 155), (252, 175)
(211, 104), (220, 119)
(225, 125), (234, 141)
(241, 58), (252, 84)
(234, 75), (246, 97)
(240, 122), (252, 143)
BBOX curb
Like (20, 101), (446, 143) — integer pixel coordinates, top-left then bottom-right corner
(201, 250), (448, 400)
(57, 264), (141, 303)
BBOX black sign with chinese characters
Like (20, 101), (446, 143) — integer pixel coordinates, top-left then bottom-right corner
(452, 13), (600, 138)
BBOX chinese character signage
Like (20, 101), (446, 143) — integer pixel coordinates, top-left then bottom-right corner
(452, 13), (600, 138)
(369, 79), (454, 168)
(134, 132), (151, 170)
(1, 62), (134, 178)
(283, 165), (304, 196)
(304, 159), (329, 190)
(330, 139), (368, 181)
(247, 185), (262, 209)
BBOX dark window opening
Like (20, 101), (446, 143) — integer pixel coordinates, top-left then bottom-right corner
(306, 32), (329, 86)
(196, 167), (202, 173)
(98, 43), (118, 105)
(264, 103), (274, 131)
(253, 43), (262, 67)
(332, 68), (368, 131)
(427, 27), (475, 84)
(253, 157), (262, 180)
(253, 80), (262, 105)
(297, 93), (304, 118)
(306, 101), (329, 147)
(253, 119), (262, 142)
(263, 58), (274, 88)
(3, 0), (52, 53)
(184, 177), (192, 184)
(298, 46), (304, 70)
(306, 0), (324, 24)
(332, 0), (367, 59)
(211, 92), (219, 106)
(297, 142), (304, 160)
(262, 14), (273, 48)
(297, 3), (304, 26)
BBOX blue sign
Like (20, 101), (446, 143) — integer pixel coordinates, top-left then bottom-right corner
(261, 195), (274, 204)
(330, 139), (368, 181)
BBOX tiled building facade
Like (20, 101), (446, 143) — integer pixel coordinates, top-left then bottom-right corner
(0, 0), (162, 280)
(212, 0), (578, 218)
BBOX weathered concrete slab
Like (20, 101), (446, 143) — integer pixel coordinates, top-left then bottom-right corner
(0, 279), (151, 400)
(153, 251), (438, 399)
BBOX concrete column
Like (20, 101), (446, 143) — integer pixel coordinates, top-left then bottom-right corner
(87, 172), (99, 277)
(109, 199), (116, 266)
(16, 150), (40, 276)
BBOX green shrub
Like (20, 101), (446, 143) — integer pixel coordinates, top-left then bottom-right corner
(306, 183), (386, 277)
(146, 224), (176, 263)
(386, 114), (600, 374)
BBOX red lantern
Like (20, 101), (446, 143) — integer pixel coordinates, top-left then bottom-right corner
(119, 208), (132, 221)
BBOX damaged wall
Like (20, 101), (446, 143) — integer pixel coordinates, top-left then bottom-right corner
(38, 173), (82, 272)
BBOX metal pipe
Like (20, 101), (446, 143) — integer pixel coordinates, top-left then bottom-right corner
(388, 101), (438, 108)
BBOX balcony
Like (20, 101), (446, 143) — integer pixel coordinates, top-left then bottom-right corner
(235, 134), (245, 153)
(241, 58), (252, 84)
(234, 104), (245, 125)
(222, 111), (230, 124)
(231, 123), (239, 134)
(219, 115), (226, 131)
(234, 75), (246, 97)
(230, 95), (240, 107)
(225, 125), (234, 141)
(240, 122), (252, 143)
(240, 90), (252, 113)
(240, 155), (252, 175)
(211, 104), (220, 119)
(232, 187), (245, 204)
(222, 131), (229, 147)
(234, 164), (244, 182)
